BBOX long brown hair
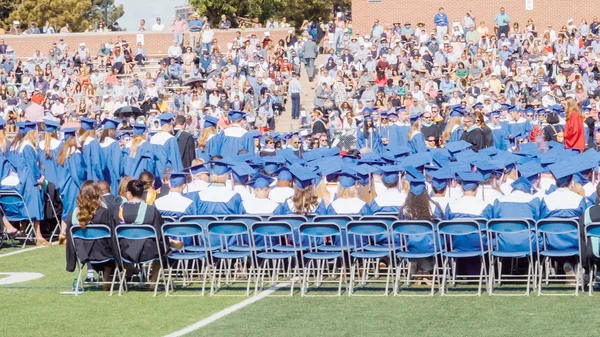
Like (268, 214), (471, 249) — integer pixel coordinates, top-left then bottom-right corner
(99, 128), (116, 143)
(129, 135), (146, 157)
(118, 176), (133, 199)
(79, 129), (96, 144)
(43, 130), (58, 159)
(56, 136), (78, 165)
(292, 185), (319, 215)
(198, 126), (216, 151)
(10, 130), (37, 152)
(402, 191), (433, 220)
(76, 180), (102, 228)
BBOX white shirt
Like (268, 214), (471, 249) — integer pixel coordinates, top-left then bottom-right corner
(152, 23), (165, 32)
(269, 187), (294, 203)
(242, 196), (280, 214)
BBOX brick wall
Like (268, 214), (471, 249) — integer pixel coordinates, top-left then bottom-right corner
(352, 0), (596, 38)
(0, 28), (289, 58)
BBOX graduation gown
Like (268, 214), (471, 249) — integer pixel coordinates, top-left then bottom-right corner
(150, 131), (183, 179)
(58, 150), (86, 218)
(540, 188), (588, 251)
(122, 141), (156, 179)
(154, 192), (196, 217)
(489, 124), (509, 151)
(241, 196), (280, 214)
(481, 125), (493, 148)
(269, 187), (294, 204)
(326, 197), (372, 216)
(195, 135), (219, 163)
(408, 130), (427, 154)
(421, 123), (439, 140)
(118, 201), (166, 263)
(175, 130), (196, 170)
(82, 137), (105, 182)
(213, 125), (254, 157)
(389, 124), (410, 147)
(0, 143), (13, 181)
(100, 138), (122, 195)
(507, 118), (531, 143)
(492, 191), (541, 252)
(357, 128), (383, 153)
(460, 125), (486, 151)
(37, 138), (62, 187)
(445, 196), (493, 252)
(274, 198), (327, 216)
(449, 125), (463, 143)
(6, 141), (44, 220)
(370, 189), (407, 214)
(195, 184), (244, 215)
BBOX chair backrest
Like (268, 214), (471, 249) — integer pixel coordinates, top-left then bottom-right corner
(313, 215), (353, 229)
(535, 218), (580, 252)
(0, 190), (25, 206)
(392, 220), (437, 254)
(179, 215), (219, 228)
(360, 215), (398, 227)
(487, 219), (533, 253)
(161, 222), (206, 252)
(536, 218), (579, 235)
(114, 224), (162, 264)
(346, 221), (389, 251)
(585, 222), (600, 258)
(207, 221), (250, 251)
(298, 222), (342, 252)
(162, 216), (178, 223)
(268, 215), (308, 230)
(437, 219), (485, 253)
(222, 215), (262, 227)
(251, 221), (294, 252)
(70, 224), (112, 263)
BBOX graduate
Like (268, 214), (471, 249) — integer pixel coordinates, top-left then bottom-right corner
(400, 166), (444, 220)
(154, 171), (196, 217)
(378, 111), (392, 147)
(99, 118), (122, 194)
(460, 115), (486, 151)
(38, 119), (62, 187)
(388, 108), (410, 148)
(7, 122), (47, 245)
(212, 110), (254, 157)
(487, 111), (510, 151)
(407, 112), (427, 154)
(150, 113), (183, 183)
(428, 167), (453, 214)
(442, 107), (464, 143)
(325, 168), (372, 216)
(195, 160), (244, 215)
(195, 116), (219, 162)
(240, 172), (281, 214)
(79, 117), (105, 182)
(539, 163), (589, 220)
(370, 165), (406, 214)
(506, 107), (532, 146)
(269, 166), (295, 203)
(230, 161), (255, 202)
(473, 160), (504, 205)
(122, 124), (156, 179)
(276, 165), (326, 215)
(357, 115), (383, 153)
(445, 171), (493, 220)
(184, 162), (211, 193)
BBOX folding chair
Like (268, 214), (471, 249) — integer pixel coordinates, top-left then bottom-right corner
(70, 225), (119, 296)
(584, 222), (600, 296)
(268, 215), (308, 251)
(251, 221), (300, 296)
(536, 218), (581, 296)
(360, 215), (399, 252)
(487, 219), (534, 296)
(207, 221), (255, 296)
(346, 221), (393, 296)
(161, 222), (209, 296)
(114, 224), (166, 297)
(392, 220), (438, 296)
(298, 222), (346, 297)
(223, 215), (262, 252)
(0, 190), (36, 248)
(45, 191), (63, 243)
(162, 216), (178, 223)
(179, 215), (220, 251)
(437, 219), (488, 296)
(313, 215), (354, 252)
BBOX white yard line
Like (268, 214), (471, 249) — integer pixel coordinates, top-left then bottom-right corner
(164, 283), (289, 337)
(0, 242), (58, 258)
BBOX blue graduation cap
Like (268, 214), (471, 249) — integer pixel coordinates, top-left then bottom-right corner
(336, 168), (359, 188)
(401, 152), (433, 169)
(444, 140), (472, 154)
(247, 172), (275, 189)
(518, 161), (544, 183)
(472, 102), (483, 109)
(500, 103), (512, 111)
(386, 144), (412, 158)
(454, 149), (481, 163)
(432, 151), (451, 168)
(187, 163), (210, 175)
(472, 160), (503, 180)
(211, 159), (236, 176)
(404, 166), (426, 195)
(168, 172), (189, 188)
(457, 171), (484, 191)
(289, 165), (319, 189)
(549, 162), (577, 187)
(428, 167), (454, 190)
(274, 166), (292, 181)
(203, 116), (219, 128)
(478, 146), (499, 157)
(515, 142), (540, 157)
(539, 152), (559, 167)
(448, 161), (472, 174)
(263, 156), (285, 175)
(342, 152), (360, 164)
(546, 140), (563, 149)
(408, 112), (421, 123)
(231, 162), (255, 183)
(352, 164), (378, 186)
(132, 123), (148, 136)
(158, 113), (176, 125)
(490, 110), (501, 118)
(358, 151), (383, 165)
(228, 110), (246, 122)
(62, 127), (78, 141)
(388, 110), (398, 118)
(511, 176), (533, 193)
(16, 121), (37, 134)
(449, 106), (466, 117)
(43, 119), (60, 133)
(380, 165), (402, 184)
(101, 118), (119, 130)
(79, 117), (96, 131)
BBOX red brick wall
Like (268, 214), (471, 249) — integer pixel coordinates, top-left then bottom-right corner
(352, 0), (595, 37)
(0, 29), (289, 58)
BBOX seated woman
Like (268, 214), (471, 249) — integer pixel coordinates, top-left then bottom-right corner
(276, 166), (326, 215)
(326, 168), (372, 216)
(65, 181), (117, 291)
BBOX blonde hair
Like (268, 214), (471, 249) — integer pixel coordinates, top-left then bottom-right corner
(43, 130), (58, 159)
(198, 126), (217, 151)
(129, 135), (146, 157)
(407, 122), (420, 141)
(315, 178), (332, 206)
(337, 185), (357, 199)
(118, 176), (133, 199)
(357, 181), (376, 204)
(292, 185), (319, 215)
(56, 136), (78, 166)
(210, 173), (228, 184)
(442, 117), (462, 143)
(0, 129), (7, 155)
(565, 98), (582, 120)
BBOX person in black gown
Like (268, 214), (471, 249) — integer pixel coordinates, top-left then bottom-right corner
(460, 115), (486, 151)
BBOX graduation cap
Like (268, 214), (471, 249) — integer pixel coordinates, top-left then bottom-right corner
(263, 156), (285, 175)
(549, 162), (577, 187)
(546, 140), (563, 149)
(231, 162), (256, 183)
(336, 168), (359, 188)
(404, 166), (426, 195)
(247, 172), (275, 189)
(500, 103), (512, 111)
(518, 161), (544, 183)
(453, 149), (481, 163)
(274, 166), (292, 181)
(203, 115), (219, 128)
(515, 142), (540, 157)
(472, 160), (503, 180)
(472, 102), (483, 109)
(388, 110), (399, 118)
(187, 163), (210, 175)
(228, 110), (246, 122)
(449, 106), (466, 117)
(168, 172), (189, 188)
(379, 165), (402, 184)
(444, 140), (472, 154)
(358, 151), (383, 165)
(43, 119), (60, 133)
(448, 161), (472, 174)
(16, 121), (37, 135)
(79, 117), (96, 131)
(510, 176), (533, 193)
(289, 165), (319, 189)
(408, 112), (422, 123)
(342, 152), (360, 164)
(428, 167), (454, 190)
(457, 171), (484, 191)
(352, 164), (378, 186)
(490, 110), (501, 118)
(62, 127), (78, 141)
(101, 118), (119, 130)
(478, 146), (499, 157)
(211, 159), (235, 176)
(385, 144), (412, 158)
(432, 151), (451, 168)
(401, 152), (433, 170)
(132, 123), (147, 136)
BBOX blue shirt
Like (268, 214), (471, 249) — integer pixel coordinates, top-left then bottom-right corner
(434, 13), (448, 27)
(494, 13), (510, 27)
(188, 19), (204, 32)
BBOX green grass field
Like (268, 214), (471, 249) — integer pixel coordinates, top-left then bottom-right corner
(2, 245), (600, 337)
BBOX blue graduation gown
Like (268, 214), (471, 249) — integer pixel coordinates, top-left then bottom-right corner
(58, 151), (86, 218)
(489, 124), (509, 151)
(7, 142), (44, 220)
(0, 142), (13, 181)
(82, 138), (105, 182)
(154, 192), (196, 217)
(151, 133), (183, 178)
(449, 126), (463, 143)
(195, 135), (219, 162)
(274, 198), (327, 216)
(539, 188), (588, 251)
(357, 129), (383, 153)
(37, 139), (62, 187)
(507, 118), (531, 142)
(408, 131), (427, 154)
(445, 196), (492, 252)
(326, 197), (372, 216)
(100, 138), (122, 194)
(122, 141), (156, 179)
(389, 124), (410, 147)
(370, 190), (407, 214)
(213, 126), (254, 157)
(492, 191), (541, 252)
(195, 184), (243, 215)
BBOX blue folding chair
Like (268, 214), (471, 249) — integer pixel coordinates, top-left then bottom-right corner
(298, 222), (346, 296)
(346, 221), (393, 296)
(584, 222), (600, 296)
(161, 222), (210, 296)
(360, 215), (399, 252)
(267, 215), (309, 254)
(207, 221), (255, 296)
(162, 216), (178, 223)
(487, 219), (534, 296)
(536, 218), (581, 296)
(0, 190), (36, 248)
(313, 215), (354, 252)
(114, 224), (165, 297)
(179, 215), (220, 251)
(437, 220), (488, 296)
(251, 221), (299, 296)
(223, 215), (262, 252)
(392, 220), (438, 296)
(70, 225), (118, 296)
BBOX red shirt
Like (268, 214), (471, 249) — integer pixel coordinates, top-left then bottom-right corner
(564, 111), (585, 151)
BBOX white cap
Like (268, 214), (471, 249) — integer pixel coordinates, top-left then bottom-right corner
(79, 42), (85, 47)
(264, 31), (270, 36)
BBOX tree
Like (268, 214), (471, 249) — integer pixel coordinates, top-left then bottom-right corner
(88, 0), (124, 26)
(189, 0), (262, 27)
(0, 0), (15, 23)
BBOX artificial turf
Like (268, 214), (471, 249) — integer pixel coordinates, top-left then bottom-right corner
(2, 246), (600, 337)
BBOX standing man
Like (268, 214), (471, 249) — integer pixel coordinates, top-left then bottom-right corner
(172, 16), (188, 46)
(433, 7), (448, 42)
(288, 72), (303, 119)
(152, 17), (164, 31)
(188, 13), (204, 46)
(494, 7), (510, 38)
(174, 115), (196, 170)
(301, 35), (318, 82)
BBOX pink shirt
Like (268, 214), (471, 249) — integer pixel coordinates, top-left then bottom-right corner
(172, 20), (187, 33)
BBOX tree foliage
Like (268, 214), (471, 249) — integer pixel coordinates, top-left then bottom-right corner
(0, 0), (15, 23)
(6, 0), (124, 32)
